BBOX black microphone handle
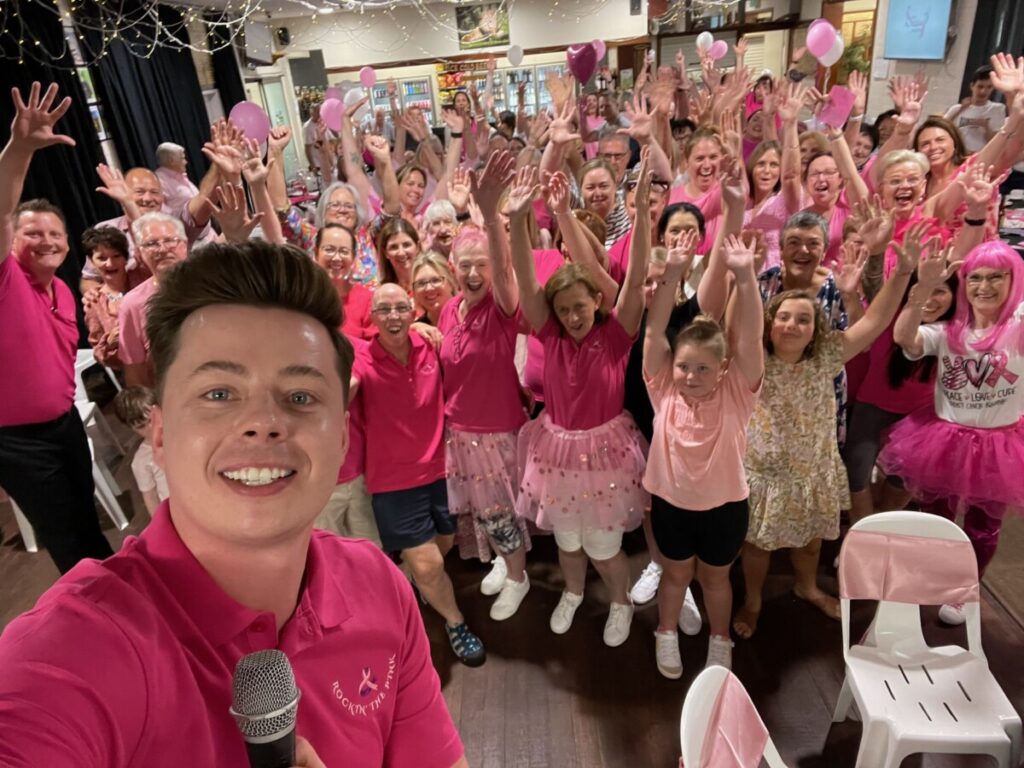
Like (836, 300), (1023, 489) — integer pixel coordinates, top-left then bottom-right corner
(244, 729), (296, 768)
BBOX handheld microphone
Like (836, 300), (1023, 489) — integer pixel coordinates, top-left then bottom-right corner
(230, 649), (302, 768)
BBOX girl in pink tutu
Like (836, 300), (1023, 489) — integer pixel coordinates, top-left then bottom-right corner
(504, 153), (656, 648)
(438, 153), (532, 622)
(880, 239), (1024, 625)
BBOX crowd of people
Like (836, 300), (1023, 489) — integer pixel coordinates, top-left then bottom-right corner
(1, 37), (1023, 765)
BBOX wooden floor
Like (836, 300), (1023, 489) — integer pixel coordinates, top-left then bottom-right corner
(2, 468), (1022, 767)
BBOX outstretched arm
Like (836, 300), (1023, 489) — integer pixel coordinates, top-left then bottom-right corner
(827, 124), (868, 205)
(0, 82), (76, 265)
(471, 151), (519, 316)
(508, 165), (550, 331)
(697, 155), (746, 322)
(720, 234), (765, 388)
(615, 147), (653, 336)
(241, 138), (283, 244)
(643, 232), (698, 380)
(893, 239), (960, 359)
(340, 99), (374, 207)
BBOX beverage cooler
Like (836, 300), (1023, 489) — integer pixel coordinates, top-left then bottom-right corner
(504, 68), (536, 114)
(400, 78), (435, 125)
(368, 83), (393, 118)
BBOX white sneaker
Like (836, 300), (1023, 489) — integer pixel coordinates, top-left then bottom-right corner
(480, 556), (507, 596)
(938, 602), (967, 626)
(678, 587), (702, 636)
(550, 591), (584, 634)
(655, 630), (683, 679)
(489, 575), (530, 621)
(603, 602), (634, 647)
(629, 561), (663, 604)
(705, 634), (734, 670)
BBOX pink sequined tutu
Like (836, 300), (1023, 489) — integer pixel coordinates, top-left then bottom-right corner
(516, 411), (649, 533)
(445, 428), (531, 562)
(878, 408), (1024, 519)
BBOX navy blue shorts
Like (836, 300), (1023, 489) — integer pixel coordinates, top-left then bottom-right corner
(371, 479), (456, 552)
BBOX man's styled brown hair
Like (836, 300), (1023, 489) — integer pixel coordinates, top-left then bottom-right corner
(145, 240), (354, 401)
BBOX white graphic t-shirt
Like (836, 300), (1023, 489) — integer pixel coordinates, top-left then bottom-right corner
(910, 309), (1024, 428)
(944, 101), (1006, 153)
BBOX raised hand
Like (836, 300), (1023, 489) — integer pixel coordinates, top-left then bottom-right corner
(345, 95), (370, 120)
(848, 70), (867, 116)
(741, 228), (768, 273)
(835, 240), (868, 296)
(776, 80), (807, 123)
(990, 53), (1024, 96)
(505, 163), (540, 218)
(957, 162), (1002, 214)
(633, 145), (653, 212)
(913, 239), (960, 289)
(241, 138), (272, 186)
(549, 95), (581, 146)
(442, 107), (465, 135)
(95, 164), (132, 206)
(665, 229), (699, 270)
(208, 183), (262, 242)
(890, 219), (936, 274)
(527, 110), (551, 147)
(364, 134), (391, 164)
(719, 154), (747, 210)
(202, 142), (244, 183)
(895, 81), (927, 127)
(267, 125), (292, 156)
(448, 165), (472, 213)
(542, 169), (572, 215)
(9, 82), (75, 151)
(718, 108), (742, 160)
(721, 233), (757, 275)
(853, 194), (895, 254)
(471, 149), (516, 217)
(620, 90), (657, 143)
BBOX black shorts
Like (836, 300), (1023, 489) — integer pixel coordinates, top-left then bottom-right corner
(651, 496), (749, 566)
(371, 479), (456, 553)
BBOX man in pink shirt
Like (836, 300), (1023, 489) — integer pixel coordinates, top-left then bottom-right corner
(118, 211), (190, 387)
(0, 83), (114, 574)
(0, 239), (468, 768)
(351, 283), (487, 668)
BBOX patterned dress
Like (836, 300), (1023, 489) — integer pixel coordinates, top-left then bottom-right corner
(745, 333), (851, 550)
(757, 266), (849, 445)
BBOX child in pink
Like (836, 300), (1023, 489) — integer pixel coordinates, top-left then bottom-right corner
(880, 240), (1024, 625)
(505, 157), (654, 649)
(643, 233), (764, 678)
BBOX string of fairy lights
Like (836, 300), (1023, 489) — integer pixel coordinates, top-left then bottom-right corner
(651, 0), (742, 30)
(0, 0), (614, 68)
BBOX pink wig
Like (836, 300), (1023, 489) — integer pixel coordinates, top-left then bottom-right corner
(451, 226), (488, 260)
(946, 240), (1024, 355)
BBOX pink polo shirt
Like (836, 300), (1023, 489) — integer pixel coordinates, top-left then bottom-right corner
(155, 165), (200, 213)
(606, 230), (631, 286)
(523, 248), (567, 402)
(341, 282), (375, 340)
(537, 309), (635, 430)
(438, 291), (528, 434)
(118, 277), (159, 366)
(0, 257), (78, 426)
(337, 337), (370, 485)
(354, 332), (446, 494)
(0, 503), (462, 767)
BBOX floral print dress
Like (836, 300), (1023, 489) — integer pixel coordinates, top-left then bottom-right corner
(744, 332), (851, 550)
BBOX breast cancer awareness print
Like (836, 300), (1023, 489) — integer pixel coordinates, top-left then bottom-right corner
(984, 351), (1020, 388)
(359, 667), (379, 698)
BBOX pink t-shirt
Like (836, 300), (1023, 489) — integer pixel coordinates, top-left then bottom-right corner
(855, 321), (936, 415)
(337, 337), (369, 485)
(668, 182), (720, 256)
(118, 277), (159, 366)
(606, 230), (631, 286)
(0, 503), (463, 767)
(523, 249), (567, 402)
(340, 282), (375, 340)
(803, 190), (851, 270)
(438, 292), (528, 433)
(643, 362), (759, 510)
(537, 310), (635, 430)
(744, 192), (791, 271)
(354, 332), (445, 494)
(0, 257), (78, 426)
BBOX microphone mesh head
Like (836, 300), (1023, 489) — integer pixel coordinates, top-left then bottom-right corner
(231, 649), (300, 740)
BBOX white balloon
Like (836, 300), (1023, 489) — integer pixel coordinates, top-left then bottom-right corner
(818, 33), (845, 67)
(343, 87), (369, 122)
(507, 44), (524, 67)
(696, 31), (714, 53)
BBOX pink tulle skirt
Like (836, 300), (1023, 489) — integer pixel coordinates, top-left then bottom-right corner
(516, 411), (649, 533)
(445, 428), (531, 562)
(878, 408), (1024, 519)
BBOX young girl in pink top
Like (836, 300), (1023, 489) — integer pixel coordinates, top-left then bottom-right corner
(644, 233), (764, 679)
(880, 240), (1024, 625)
(505, 153), (655, 648)
(438, 154), (532, 621)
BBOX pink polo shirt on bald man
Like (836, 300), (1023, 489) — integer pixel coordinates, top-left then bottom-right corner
(354, 332), (446, 494)
(0, 502), (463, 767)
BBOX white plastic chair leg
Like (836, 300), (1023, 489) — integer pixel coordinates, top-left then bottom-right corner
(103, 365), (122, 393)
(832, 677), (853, 723)
(854, 720), (892, 768)
(10, 499), (38, 553)
(91, 407), (125, 457)
(92, 462), (129, 531)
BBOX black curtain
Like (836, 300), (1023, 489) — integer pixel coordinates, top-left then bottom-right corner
(0, 1), (118, 317)
(76, 3), (210, 178)
(960, 0), (1024, 99)
(207, 15), (247, 113)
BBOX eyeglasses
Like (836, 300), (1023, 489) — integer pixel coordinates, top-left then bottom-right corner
(140, 237), (184, 251)
(884, 176), (924, 188)
(326, 201), (356, 212)
(784, 237), (824, 252)
(599, 151), (630, 161)
(372, 303), (413, 317)
(966, 272), (1007, 286)
(319, 246), (351, 257)
(808, 169), (840, 179)
(412, 276), (445, 290)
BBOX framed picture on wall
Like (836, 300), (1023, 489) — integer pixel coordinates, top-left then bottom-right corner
(455, 3), (510, 50)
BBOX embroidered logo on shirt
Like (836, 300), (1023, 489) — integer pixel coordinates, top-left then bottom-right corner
(331, 655), (396, 717)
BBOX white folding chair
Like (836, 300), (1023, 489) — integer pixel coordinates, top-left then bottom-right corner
(75, 349), (125, 457)
(75, 347), (122, 396)
(10, 499), (38, 553)
(832, 511), (1022, 768)
(680, 666), (789, 768)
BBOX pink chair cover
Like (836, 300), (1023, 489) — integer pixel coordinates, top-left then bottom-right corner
(839, 530), (980, 605)
(698, 672), (769, 768)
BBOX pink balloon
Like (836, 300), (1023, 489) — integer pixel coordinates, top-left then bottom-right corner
(359, 66), (377, 88)
(806, 21), (838, 58)
(566, 43), (598, 84)
(325, 86), (341, 101)
(592, 39), (606, 61)
(320, 97), (343, 133)
(228, 101), (270, 144)
(709, 39), (728, 61)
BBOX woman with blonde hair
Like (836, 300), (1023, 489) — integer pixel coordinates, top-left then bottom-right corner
(411, 251), (457, 326)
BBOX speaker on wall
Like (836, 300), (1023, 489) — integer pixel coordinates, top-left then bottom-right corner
(276, 27), (290, 47)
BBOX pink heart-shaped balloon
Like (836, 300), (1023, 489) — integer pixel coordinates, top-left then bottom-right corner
(567, 43), (598, 84)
